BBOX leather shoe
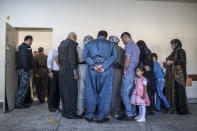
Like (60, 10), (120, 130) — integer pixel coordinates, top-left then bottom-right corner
(15, 104), (28, 109)
(49, 107), (56, 112)
(85, 117), (94, 122)
(97, 117), (110, 123)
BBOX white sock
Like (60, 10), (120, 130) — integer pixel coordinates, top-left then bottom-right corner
(138, 106), (142, 118)
(140, 105), (146, 119)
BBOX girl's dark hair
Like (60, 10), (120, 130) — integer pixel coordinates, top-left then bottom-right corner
(170, 39), (182, 50)
(152, 53), (158, 60)
(135, 65), (145, 72)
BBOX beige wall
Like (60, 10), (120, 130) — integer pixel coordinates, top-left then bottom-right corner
(0, 0), (197, 101)
(18, 30), (53, 55)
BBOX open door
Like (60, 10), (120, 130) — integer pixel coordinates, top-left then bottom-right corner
(3, 23), (18, 112)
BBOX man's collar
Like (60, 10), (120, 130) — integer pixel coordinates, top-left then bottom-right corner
(24, 42), (30, 47)
(97, 36), (105, 39)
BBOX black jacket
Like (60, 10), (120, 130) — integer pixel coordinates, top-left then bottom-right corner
(58, 38), (78, 69)
(16, 42), (34, 72)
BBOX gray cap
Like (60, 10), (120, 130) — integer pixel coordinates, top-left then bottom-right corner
(83, 35), (94, 44)
(109, 36), (120, 44)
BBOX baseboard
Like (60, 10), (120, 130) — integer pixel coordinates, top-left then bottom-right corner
(188, 98), (197, 103)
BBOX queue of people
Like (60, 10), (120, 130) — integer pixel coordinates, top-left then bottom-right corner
(15, 31), (190, 123)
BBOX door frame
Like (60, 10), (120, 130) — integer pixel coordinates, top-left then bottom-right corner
(3, 22), (53, 112)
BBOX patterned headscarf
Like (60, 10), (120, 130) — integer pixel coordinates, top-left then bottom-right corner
(109, 36), (120, 44)
(83, 35), (94, 44)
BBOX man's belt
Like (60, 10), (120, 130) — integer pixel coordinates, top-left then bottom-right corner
(79, 61), (86, 64)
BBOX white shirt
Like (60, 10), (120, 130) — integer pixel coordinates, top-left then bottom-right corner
(77, 44), (85, 62)
(47, 48), (59, 71)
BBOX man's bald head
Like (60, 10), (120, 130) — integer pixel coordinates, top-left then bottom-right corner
(68, 32), (77, 42)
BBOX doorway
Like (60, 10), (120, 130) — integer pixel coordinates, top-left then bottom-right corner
(17, 28), (53, 55)
(4, 23), (53, 112)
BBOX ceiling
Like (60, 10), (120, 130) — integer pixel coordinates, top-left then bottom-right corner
(142, 0), (197, 3)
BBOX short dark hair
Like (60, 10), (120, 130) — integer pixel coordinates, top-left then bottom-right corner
(24, 35), (33, 41)
(97, 30), (108, 38)
(152, 53), (158, 60)
(135, 65), (145, 72)
(38, 47), (44, 53)
(121, 32), (131, 39)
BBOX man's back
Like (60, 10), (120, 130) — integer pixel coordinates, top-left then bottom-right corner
(85, 37), (114, 59)
(35, 53), (48, 67)
(58, 39), (69, 63)
(58, 38), (78, 69)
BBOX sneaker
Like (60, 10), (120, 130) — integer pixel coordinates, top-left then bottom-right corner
(134, 116), (141, 120)
(137, 118), (145, 122)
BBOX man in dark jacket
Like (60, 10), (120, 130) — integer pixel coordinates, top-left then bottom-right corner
(16, 35), (34, 109)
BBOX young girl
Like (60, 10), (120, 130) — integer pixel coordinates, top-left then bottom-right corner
(130, 66), (150, 122)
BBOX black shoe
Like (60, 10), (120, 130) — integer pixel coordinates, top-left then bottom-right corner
(15, 104), (28, 109)
(150, 111), (155, 115)
(24, 103), (31, 108)
(118, 116), (134, 121)
(117, 113), (127, 120)
(166, 107), (172, 114)
(39, 99), (45, 104)
(49, 107), (56, 112)
(57, 108), (62, 113)
(62, 113), (81, 119)
(73, 113), (83, 119)
(67, 115), (81, 119)
(155, 109), (160, 112)
(97, 117), (110, 123)
(85, 117), (94, 122)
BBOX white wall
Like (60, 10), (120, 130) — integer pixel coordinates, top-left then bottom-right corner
(18, 30), (53, 55)
(0, 0), (197, 101)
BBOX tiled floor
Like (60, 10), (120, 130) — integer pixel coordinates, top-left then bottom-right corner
(0, 103), (197, 131)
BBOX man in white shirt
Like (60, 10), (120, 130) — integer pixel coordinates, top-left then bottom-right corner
(47, 48), (60, 112)
(77, 35), (94, 117)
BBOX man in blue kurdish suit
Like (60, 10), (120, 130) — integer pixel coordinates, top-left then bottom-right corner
(83, 30), (117, 123)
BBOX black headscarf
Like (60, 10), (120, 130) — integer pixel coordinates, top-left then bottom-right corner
(136, 40), (154, 68)
(170, 39), (182, 51)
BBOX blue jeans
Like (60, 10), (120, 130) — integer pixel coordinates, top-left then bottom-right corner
(156, 79), (171, 110)
(121, 74), (136, 117)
